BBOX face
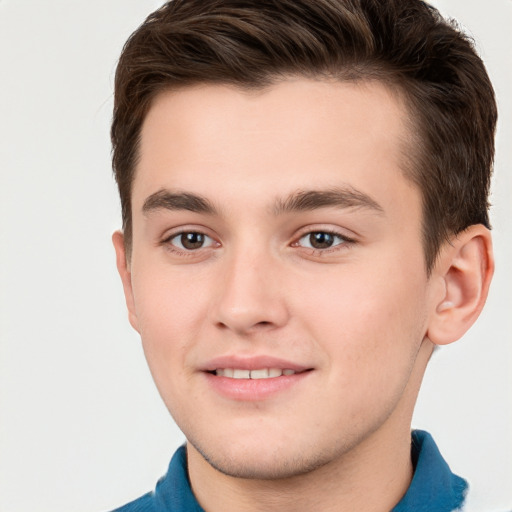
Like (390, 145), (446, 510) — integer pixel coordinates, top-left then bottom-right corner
(118, 79), (439, 479)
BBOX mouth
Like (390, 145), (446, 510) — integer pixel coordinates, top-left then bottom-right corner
(202, 357), (313, 401)
(210, 368), (305, 379)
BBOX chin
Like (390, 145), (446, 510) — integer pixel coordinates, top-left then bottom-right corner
(189, 437), (337, 480)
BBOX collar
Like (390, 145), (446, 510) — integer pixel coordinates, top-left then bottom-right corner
(392, 430), (467, 512)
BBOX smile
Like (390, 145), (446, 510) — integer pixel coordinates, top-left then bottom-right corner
(202, 356), (313, 400)
(214, 368), (298, 379)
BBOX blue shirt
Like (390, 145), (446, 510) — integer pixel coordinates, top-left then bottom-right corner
(111, 430), (468, 512)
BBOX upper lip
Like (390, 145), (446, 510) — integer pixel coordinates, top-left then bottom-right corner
(201, 355), (311, 372)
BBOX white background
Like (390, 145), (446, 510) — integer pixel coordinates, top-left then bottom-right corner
(0, 1), (510, 511)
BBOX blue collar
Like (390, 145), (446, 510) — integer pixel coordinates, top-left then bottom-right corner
(114, 430), (467, 511)
(392, 430), (467, 511)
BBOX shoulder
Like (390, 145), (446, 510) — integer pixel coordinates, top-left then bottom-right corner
(403, 431), (510, 512)
(106, 445), (204, 512)
(109, 492), (157, 512)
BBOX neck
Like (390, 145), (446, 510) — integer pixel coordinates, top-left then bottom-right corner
(187, 340), (433, 512)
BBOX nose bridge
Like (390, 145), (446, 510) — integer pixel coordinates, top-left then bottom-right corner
(211, 239), (288, 333)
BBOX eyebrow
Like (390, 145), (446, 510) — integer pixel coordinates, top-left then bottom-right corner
(143, 189), (217, 215)
(272, 187), (384, 216)
(142, 186), (384, 217)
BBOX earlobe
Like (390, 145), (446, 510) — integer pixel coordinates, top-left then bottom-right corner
(427, 225), (494, 346)
(112, 231), (140, 333)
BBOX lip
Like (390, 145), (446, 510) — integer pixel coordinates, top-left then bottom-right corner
(201, 355), (313, 401)
(201, 355), (310, 373)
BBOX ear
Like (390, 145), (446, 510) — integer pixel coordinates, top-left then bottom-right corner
(112, 231), (140, 333)
(427, 225), (494, 346)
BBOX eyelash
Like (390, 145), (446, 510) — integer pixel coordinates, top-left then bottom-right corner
(160, 228), (356, 256)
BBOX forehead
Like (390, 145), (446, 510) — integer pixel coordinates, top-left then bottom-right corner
(133, 78), (417, 221)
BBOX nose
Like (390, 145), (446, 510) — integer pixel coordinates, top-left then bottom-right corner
(210, 246), (290, 335)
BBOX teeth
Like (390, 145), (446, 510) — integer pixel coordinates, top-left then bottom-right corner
(250, 368), (269, 379)
(214, 368), (297, 379)
(233, 369), (250, 379)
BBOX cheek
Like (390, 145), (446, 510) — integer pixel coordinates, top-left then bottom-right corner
(130, 273), (210, 420)
(296, 263), (429, 377)
(130, 268), (206, 374)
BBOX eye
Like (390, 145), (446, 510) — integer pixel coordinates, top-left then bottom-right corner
(297, 231), (348, 250)
(166, 231), (216, 251)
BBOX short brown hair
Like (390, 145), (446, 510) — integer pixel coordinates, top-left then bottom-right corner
(111, 0), (497, 273)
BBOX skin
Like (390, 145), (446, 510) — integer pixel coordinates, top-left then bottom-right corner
(113, 79), (493, 512)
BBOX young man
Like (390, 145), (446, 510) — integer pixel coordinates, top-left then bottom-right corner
(110, 1), (496, 510)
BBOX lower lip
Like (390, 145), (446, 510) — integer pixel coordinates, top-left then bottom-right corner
(203, 371), (312, 401)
